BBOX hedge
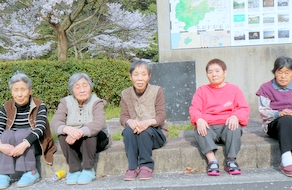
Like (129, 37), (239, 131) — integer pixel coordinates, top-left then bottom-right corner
(0, 58), (132, 113)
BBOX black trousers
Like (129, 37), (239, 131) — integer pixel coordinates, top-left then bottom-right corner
(58, 131), (108, 173)
(122, 126), (166, 170)
(268, 115), (292, 154)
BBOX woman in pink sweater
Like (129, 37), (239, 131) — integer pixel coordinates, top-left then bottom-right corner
(189, 58), (250, 176)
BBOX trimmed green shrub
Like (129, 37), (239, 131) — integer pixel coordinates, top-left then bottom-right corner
(0, 58), (131, 113)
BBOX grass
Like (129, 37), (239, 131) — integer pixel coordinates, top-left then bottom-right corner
(105, 103), (121, 120)
(111, 132), (123, 141)
(168, 124), (193, 138)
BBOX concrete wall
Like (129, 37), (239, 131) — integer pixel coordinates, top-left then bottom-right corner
(157, 0), (292, 120)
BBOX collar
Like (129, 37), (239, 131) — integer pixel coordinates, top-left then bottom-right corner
(133, 84), (148, 97)
(272, 78), (292, 90)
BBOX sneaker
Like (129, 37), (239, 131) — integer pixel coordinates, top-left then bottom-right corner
(17, 171), (40, 188)
(77, 169), (95, 185)
(225, 160), (242, 175)
(0, 174), (10, 189)
(138, 166), (152, 180)
(66, 171), (81, 185)
(280, 164), (292, 177)
(207, 161), (220, 176)
(124, 168), (139, 181)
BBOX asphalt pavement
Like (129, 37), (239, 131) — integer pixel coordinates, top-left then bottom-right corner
(6, 167), (292, 190)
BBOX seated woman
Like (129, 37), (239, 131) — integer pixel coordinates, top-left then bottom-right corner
(120, 60), (168, 181)
(189, 58), (250, 176)
(256, 56), (292, 177)
(0, 72), (56, 189)
(51, 73), (109, 185)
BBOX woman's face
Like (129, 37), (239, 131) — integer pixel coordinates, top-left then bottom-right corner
(206, 63), (226, 87)
(130, 65), (151, 94)
(11, 81), (32, 106)
(275, 67), (292, 87)
(72, 77), (91, 105)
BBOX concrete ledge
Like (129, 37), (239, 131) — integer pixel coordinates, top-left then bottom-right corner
(40, 119), (281, 178)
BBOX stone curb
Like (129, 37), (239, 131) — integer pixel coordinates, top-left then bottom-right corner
(40, 119), (280, 178)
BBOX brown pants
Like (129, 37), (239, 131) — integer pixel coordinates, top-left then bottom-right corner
(58, 131), (108, 173)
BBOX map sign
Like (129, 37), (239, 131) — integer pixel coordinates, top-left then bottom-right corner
(169, 0), (292, 49)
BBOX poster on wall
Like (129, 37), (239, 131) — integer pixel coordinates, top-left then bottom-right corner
(169, 0), (292, 49)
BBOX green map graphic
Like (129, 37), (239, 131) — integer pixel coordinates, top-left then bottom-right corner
(175, 0), (214, 30)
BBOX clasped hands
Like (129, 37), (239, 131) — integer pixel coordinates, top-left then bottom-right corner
(127, 119), (152, 134)
(0, 140), (30, 157)
(63, 126), (84, 145)
(196, 115), (239, 137)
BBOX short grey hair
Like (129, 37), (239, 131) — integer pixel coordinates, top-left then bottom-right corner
(8, 71), (32, 90)
(68, 73), (93, 94)
(130, 60), (152, 75)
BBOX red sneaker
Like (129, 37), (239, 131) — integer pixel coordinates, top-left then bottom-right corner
(280, 164), (292, 177)
(138, 166), (153, 180)
(124, 168), (139, 181)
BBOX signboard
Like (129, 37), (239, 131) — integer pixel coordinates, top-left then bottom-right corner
(169, 0), (292, 49)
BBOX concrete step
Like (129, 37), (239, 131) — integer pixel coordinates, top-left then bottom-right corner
(40, 119), (281, 178)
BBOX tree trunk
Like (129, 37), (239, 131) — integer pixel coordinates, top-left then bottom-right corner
(55, 25), (68, 61)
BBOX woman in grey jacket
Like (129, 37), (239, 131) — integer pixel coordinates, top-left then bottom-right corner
(51, 73), (109, 185)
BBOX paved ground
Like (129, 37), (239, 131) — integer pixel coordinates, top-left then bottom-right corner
(5, 167), (292, 190)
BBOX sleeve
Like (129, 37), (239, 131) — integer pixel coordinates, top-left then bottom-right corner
(119, 91), (130, 127)
(25, 102), (48, 145)
(258, 95), (279, 124)
(50, 98), (68, 135)
(80, 99), (105, 137)
(0, 106), (7, 140)
(230, 87), (250, 126)
(153, 87), (167, 126)
(189, 87), (204, 126)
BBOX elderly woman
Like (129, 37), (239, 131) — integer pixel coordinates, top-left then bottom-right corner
(51, 73), (109, 185)
(0, 72), (56, 189)
(120, 60), (168, 181)
(256, 56), (292, 177)
(189, 58), (250, 176)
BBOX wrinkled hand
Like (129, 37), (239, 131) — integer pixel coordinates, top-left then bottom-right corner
(127, 119), (152, 134)
(134, 120), (152, 134)
(63, 126), (84, 141)
(0, 143), (15, 156)
(279, 109), (292, 117)
(127, 119), (139, 131)
(225, 115), (239, 131)
(196, 118), (209, 137)
(11, 141), (30, 157)
(65, 136), (77, 145)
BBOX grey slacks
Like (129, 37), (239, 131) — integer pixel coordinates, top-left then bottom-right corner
(194, 125), (242, 159)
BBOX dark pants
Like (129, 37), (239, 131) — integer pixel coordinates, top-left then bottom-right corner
(0, 129), (37, 175)
(268, 115), (292, 154)
(122, 126), (166, 170)
(58, 131), (108, 173)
